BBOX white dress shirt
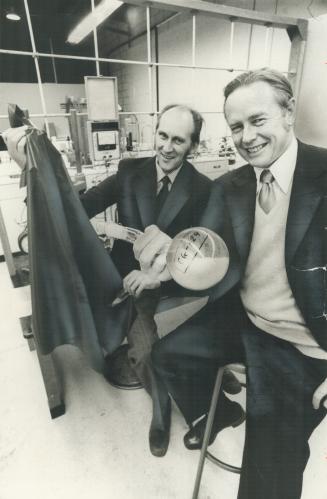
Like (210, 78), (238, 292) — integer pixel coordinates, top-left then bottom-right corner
(155, 159), (183, 193)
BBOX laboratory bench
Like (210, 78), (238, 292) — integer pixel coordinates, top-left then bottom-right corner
(0, 150), (236, 257)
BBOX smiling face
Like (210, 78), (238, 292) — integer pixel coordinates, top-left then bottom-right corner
(155, 107), (196, 173)
(224, 81), (295, 169)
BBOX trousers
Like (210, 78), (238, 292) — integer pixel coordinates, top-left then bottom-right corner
(127, 290), (170, 429)
(152, 295), (327, 499)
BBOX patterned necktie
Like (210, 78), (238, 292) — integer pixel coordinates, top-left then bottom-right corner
(258, 169), (276, 214)
(156, 176), (170, 217)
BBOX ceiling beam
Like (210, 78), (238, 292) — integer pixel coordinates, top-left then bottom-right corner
(125, 0), (308, 40)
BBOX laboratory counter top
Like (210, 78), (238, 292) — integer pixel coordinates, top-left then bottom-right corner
(0, 150), (243, 190)
(72, 152), (238, 181)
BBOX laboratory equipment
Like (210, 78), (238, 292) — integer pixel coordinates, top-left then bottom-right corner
(85, 76), (120, 165)
(167, 227), (229, 290)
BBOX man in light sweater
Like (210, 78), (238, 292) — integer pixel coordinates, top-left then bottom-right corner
(135, 68), (327, 499)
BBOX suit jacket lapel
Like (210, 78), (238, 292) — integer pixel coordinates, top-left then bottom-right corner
(285, 142), (326, 265)
(134, 157), (157, 228)
(227, 165), (257, 263)
(156, 161), (193, 230)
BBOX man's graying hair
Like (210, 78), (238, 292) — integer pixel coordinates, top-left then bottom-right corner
(156, 104), (204, 146)
(224, 68), (294, 110)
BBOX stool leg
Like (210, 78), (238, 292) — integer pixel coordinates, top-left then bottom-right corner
(192, 366), (225, 499)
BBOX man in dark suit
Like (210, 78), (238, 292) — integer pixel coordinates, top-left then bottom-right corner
(80, 104), (212, 457)
(2, 104), (213, 458)
(135, 69), (327, 498)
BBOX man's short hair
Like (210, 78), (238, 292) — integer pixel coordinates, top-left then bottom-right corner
(224, 68), (294, 110)
(156, 104), (204, 146)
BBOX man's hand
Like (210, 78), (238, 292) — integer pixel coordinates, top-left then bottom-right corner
(133, 225), (172, 275)
(2, 126), (28, 169)
(123, 270), (160, 298)
(312, 377), (327, 410)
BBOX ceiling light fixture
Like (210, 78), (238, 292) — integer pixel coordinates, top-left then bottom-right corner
(6, 8), (21, 21)
(67, 0), (122, 45)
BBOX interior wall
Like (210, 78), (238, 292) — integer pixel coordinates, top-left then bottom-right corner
(295, 14), (327, 147)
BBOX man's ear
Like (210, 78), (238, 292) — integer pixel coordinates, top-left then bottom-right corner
(189, 142), (199, 156)
(286, 97), (296, 126)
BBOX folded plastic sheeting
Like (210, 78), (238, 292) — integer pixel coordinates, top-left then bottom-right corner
(23, 126), (127, 372)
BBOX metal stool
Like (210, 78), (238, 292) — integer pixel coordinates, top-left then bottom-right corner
(192, 363), (246, 499)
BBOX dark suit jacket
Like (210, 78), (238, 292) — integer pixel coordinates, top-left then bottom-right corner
(200, 140), (327, 352)
(81, 156), (212, 278)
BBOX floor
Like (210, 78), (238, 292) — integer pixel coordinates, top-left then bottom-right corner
(0, 260), (326, 499)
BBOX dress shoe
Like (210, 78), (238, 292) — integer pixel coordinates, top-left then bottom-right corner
(149, 427), (170, 457)
(103, 345), (143, 390)
(184, 401), (245, 450)
(222, 368), (242, 395)
(149, 401), (171, 457)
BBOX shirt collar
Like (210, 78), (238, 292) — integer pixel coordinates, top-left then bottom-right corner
(253, 136), (298, 194)
(155, 158), (183, 185)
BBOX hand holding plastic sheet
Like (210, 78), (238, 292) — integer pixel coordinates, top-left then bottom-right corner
(2, 104), (37, 187)
(2, 124), (28, 169)
(6, 104), (126, 372)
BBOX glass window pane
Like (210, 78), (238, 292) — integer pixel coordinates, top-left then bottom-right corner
(248, 25), (268, 69)
(29, 0), (96, 58)
(158, 67), (229, 112)
(119, 113), (155, 157)
(41, 116), (88, 168)
(0, 54), (40, 124)
(269, 28), (291, 72)
(0, 3), (32, 52)
(39, 58), (90, 156)
(98, 4), (148, 62)
(158, 67), (195, 108)
(42, 87), (86, 122)
(0, 53), (37, 84)
(39, 56), (97, 84)
(195, 16), (230, 68)
(157, 12), (192, 66)
(196, 16), (250, 71)
(41, 116), (72, 141)
(201, 113), (230, 152)
(103, 30), (148, 63)
(100, 62), (154, 113)
(231, 23), (252, 71)
(193, 69), (231, 113)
